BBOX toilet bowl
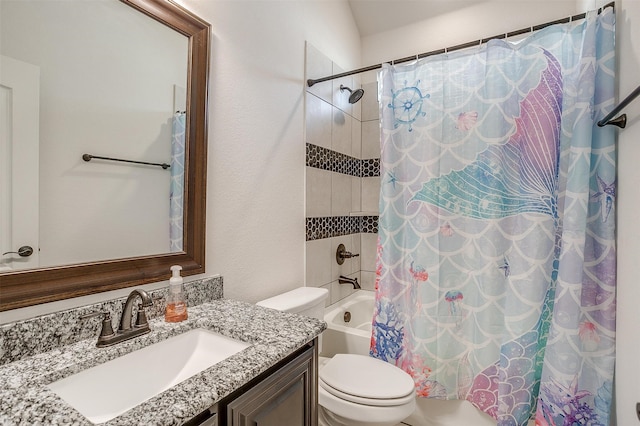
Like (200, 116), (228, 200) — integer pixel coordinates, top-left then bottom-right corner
(317, 354), (415, 426)
(257, 288), (416, 426)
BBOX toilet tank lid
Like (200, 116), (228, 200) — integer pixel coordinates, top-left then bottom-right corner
(256, 287), (329, 314)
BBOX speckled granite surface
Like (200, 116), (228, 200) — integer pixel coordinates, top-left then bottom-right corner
(0, 298), (325, 425)
(0, 276), (224, 365)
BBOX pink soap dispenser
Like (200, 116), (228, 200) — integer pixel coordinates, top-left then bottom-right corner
(165, 265), (188, 322)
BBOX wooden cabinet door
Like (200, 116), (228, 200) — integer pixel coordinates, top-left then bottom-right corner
(227, 345), (317, 426)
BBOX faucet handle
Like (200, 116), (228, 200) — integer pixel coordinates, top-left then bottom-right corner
(80, 311), (116, 344)
(79, 310), (107, 320)
(98, 312), (116, 339)
(336, 244), (360, 265)
(134, 303), (150, 329)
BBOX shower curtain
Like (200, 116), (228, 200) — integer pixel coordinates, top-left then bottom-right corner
(170, 111), (185, 252)
(371, 8), (616, 426)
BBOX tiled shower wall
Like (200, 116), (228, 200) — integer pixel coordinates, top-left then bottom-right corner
(305, 43), (381, 305)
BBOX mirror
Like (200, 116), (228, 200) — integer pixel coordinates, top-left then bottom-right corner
(0, 0), (210, 311)
(2, 0), (189, 270)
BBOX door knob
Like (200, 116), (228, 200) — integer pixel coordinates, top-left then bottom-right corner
(2, 246), (34, 257)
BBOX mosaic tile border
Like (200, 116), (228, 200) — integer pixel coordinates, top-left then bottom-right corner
(361, 215), (378, 234)
(306, 216), (378, 241)
(306, 143), (380, 177)
(362, 159), (380, 178)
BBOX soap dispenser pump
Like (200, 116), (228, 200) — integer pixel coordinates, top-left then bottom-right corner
(165, 265), (188, 322)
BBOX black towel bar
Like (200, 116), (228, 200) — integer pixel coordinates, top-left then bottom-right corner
(82, 154), (170, 170)
(597, 84), (640, 128)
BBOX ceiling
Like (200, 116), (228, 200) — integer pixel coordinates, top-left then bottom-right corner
(347, 0), (489, 37)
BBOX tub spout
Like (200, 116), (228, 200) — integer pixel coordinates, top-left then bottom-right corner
(339, 275), (361, 290)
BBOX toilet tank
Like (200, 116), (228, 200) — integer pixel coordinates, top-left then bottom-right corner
(257, 287), (329, 320)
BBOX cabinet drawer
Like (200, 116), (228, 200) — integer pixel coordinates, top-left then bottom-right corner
(227, 345), (317, 426)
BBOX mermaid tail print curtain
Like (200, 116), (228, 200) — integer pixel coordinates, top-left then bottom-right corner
(371, 8), (616, 426)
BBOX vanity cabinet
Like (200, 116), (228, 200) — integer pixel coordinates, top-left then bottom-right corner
(186, 340), (318, 426)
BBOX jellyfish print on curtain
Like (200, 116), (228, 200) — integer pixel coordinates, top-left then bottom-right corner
(170, 111), (185, 252)
(371, 8), (616, 426)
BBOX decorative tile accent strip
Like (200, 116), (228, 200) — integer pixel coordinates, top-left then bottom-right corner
(306, 216), (358, 240)
(306, 216), (378, 241)
(361, 215), (379, 234)
(306, 143), (332, 171)
(305, 144), (379, 241)
(306, 143), (379, 177)
(362, 158), (380, 178)
(336, 152), (360, 176)
(0, 276), (223, 365)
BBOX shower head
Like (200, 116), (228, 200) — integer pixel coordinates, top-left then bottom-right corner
(340, 85), (365, 104)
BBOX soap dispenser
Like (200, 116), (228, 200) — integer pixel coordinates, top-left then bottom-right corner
(165, 265), (188, 322)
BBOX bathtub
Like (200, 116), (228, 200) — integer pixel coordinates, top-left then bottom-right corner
(320, 290), (373, 357)
(320, 290), (506, 426)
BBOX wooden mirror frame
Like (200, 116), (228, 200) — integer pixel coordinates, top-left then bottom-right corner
(0, 0), (210, 312)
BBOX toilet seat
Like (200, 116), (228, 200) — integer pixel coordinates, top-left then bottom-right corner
(319, 379), (416, 407)
(319, 354), (415, 407)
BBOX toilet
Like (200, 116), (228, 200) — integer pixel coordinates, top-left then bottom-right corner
(257, 287), (416, 426)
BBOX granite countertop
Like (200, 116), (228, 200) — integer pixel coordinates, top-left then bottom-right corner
(0, 298), (326, 425)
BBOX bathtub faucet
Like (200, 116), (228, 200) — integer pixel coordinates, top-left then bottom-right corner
(336, 244), (359, 265)
(339, 275), (361, 290)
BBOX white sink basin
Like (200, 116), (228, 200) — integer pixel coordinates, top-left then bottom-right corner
(47, 328), (250, 424)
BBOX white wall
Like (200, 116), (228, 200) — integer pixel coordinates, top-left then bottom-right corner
(177, 0), (361, 304)
(361, 1), (578, 67)
(198, 0), (309, 305)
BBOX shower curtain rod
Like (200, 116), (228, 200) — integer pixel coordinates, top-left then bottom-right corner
(306, 1), (615, 88)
